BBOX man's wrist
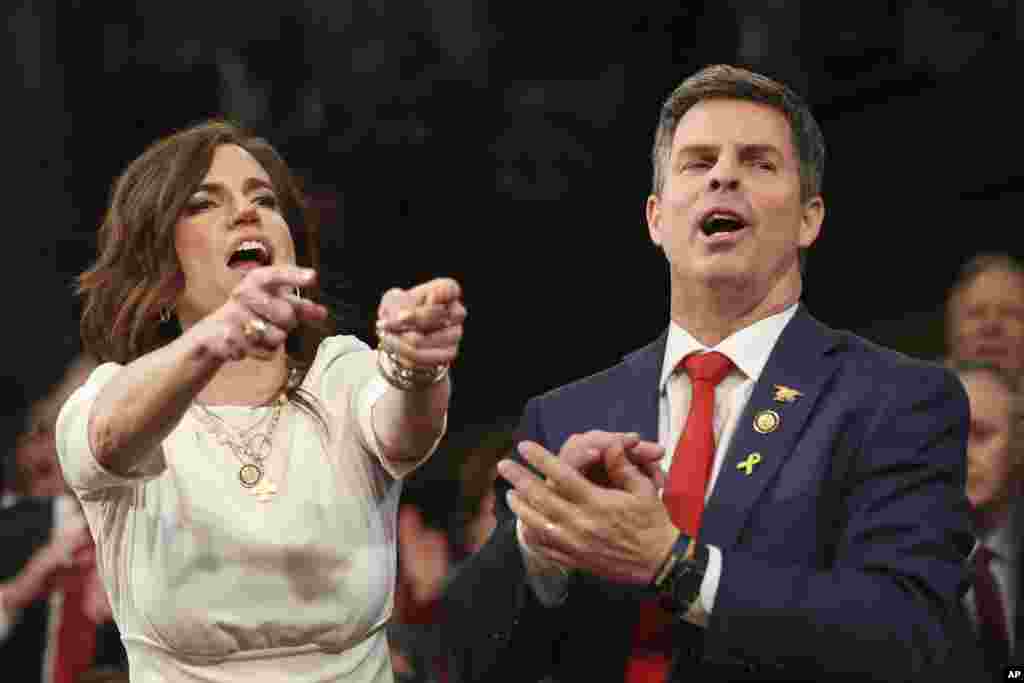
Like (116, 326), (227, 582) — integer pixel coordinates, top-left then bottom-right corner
(517, 519), (569, 577)
(651, 532), (690, 590)
(652, 536), (710, 615)
(517, 519), (571, 607)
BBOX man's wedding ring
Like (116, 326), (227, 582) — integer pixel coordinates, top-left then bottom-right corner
(243, 317), (269, 342)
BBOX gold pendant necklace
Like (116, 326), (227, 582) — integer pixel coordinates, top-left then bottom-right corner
(239, 462), (263, 487)
(191, 395), (285, 500)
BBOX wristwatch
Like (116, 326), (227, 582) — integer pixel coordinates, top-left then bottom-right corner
(652, 534), (710, 615)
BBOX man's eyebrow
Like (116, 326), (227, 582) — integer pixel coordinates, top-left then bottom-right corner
(739, 144), (783, 158)
(674, 144), (719, 157)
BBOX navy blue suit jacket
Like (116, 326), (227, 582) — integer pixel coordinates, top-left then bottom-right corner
(444, 307), (979, 682)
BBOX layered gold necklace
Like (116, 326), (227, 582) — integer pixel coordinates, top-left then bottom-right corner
(190, 394), (286, 502)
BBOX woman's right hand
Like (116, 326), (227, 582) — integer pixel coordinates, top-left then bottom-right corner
(198, 265), (328, 361)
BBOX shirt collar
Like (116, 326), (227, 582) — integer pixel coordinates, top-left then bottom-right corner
(660, 303), (799, 392)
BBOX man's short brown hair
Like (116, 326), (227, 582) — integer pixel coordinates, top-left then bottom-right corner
(651, 64), (825, 202)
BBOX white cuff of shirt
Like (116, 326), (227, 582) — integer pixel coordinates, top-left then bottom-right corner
(700, 544), (722, 613)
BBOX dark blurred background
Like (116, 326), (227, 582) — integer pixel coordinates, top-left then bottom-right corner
(5, 0), (1023, 512)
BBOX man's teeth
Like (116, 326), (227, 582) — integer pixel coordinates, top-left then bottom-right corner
(702, 214), (743, 234)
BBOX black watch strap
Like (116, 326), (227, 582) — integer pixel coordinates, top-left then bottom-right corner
(651, 533), (690, 591)
(658, 542), (710, 614)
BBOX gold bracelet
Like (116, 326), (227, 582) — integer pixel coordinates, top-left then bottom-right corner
(376, 347), (449, 391)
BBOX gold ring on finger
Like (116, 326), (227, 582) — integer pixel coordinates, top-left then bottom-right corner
(243, 317), (269, 342)
(378, 331), (398, 355)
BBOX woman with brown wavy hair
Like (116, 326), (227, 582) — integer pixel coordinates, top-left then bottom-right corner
(54, 120), (465, 682)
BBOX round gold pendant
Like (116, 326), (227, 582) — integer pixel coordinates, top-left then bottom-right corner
(239, 463), (263, 488)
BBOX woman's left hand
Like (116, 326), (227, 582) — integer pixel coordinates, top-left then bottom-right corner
(376, 277), (465, 369)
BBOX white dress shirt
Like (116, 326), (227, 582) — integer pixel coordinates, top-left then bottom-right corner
(965, 518), (1018, 652)
(524, 304), (798, 617)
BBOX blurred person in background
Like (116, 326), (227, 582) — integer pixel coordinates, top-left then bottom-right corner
(1, 352), (127, 682)
(55, 120), (465, 682)
(3, 354), (100, 506)
(946, 252), (1024, 379)
(389, 504), (449, 683)
(448, 426), (508, 565)
(952, 360), (1024, 674)
(388, 430), (507, 683)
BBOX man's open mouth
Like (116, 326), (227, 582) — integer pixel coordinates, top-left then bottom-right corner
(700, 212), (747, 237)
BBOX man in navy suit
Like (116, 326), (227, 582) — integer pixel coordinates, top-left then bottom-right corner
(443, 65), (976, 682)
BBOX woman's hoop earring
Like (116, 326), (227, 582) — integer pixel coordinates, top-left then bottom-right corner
(160, 306), (173, 323)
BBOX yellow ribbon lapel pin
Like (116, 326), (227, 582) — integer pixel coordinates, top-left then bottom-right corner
(737, 452), (762, 476)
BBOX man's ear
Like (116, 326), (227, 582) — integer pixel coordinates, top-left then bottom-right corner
(646, 194), (663, 248)
(799, 195), (824, 248)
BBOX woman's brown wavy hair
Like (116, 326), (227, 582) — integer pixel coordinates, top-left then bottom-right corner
(78, 120), (335, 418)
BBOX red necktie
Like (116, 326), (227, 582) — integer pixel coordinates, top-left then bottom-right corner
(973, 545), (1010, 664)
(52, 556), (98, 683)
(626, 351), (734, 682)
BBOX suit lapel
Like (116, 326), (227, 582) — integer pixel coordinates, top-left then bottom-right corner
(605, 331), (666, 444)
(699, 307), (844, 550)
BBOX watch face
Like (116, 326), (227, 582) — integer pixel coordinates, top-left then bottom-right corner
(672, 553), (707, 611)
(677, 581), (700, 609)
